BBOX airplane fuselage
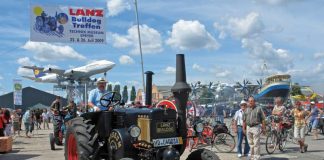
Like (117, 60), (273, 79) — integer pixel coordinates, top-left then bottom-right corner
(64, 60), (115, 80)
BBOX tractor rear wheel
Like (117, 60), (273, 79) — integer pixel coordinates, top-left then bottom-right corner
(64, 117), (98, 160)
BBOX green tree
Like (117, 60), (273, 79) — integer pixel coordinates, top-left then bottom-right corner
(122, 85), (128, 103)
(113, 84), (121, 94)
(107, 84), (112, 92)
(291, 85), (303, 96)
(130, 86), (136, 102)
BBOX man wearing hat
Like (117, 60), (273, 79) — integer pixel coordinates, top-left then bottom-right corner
(88, 78), (113, 112)
(234, 100), (250, 158)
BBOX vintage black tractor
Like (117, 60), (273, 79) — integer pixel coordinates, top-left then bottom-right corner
(64, 54), (218, 160)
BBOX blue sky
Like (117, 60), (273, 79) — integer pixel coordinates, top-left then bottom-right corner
(0, 0), (324, 95)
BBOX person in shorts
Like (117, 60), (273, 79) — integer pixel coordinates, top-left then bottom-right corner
(291, 101), (309, 153)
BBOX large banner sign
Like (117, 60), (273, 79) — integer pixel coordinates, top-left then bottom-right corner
(13, 79), (22, 106)
(30, 5), (106, 44)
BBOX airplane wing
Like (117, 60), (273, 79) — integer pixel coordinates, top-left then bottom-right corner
(22, 76), (36, 80)
(22, 66), (44, 70)
(43, 68), (65, 75)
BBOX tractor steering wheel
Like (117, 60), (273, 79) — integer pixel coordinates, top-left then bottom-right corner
(100, 92), (122, 108)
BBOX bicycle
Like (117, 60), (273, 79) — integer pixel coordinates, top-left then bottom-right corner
(265, 115), (292, 154)
(209, 122), (236, 153)
(187, 118), (213, 152)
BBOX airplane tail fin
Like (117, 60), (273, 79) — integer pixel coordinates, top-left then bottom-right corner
(33, 68), (45, 78)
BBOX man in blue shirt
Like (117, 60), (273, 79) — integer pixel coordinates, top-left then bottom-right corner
(88, 78), (113, 112)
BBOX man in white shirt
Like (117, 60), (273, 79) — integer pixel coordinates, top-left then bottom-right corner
(234, 100), (250, 158)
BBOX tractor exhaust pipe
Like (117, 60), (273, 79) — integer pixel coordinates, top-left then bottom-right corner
(145, 71), (154, 106)
(171, 54), (191, 155)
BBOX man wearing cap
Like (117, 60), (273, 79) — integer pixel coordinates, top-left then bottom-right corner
(88, 78), (113, 112)
(234, 100), (250, 158)
(243, 97), (266, 160)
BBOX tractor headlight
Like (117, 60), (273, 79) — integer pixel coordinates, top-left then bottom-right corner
(129, 125), (141, 138)
(195, 123), (204, 133)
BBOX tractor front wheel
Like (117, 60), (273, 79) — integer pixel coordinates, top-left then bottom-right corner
(64, 117), (98, 160)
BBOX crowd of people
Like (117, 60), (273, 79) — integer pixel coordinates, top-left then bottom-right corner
(0, 107), (52, 138)
(231, 97), (324, 160)
(1, 77), (323, 160)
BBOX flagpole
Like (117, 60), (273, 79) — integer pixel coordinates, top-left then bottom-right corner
(134, 0), (146, 97)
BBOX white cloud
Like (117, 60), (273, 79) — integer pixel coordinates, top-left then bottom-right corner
(17, 57), (35, 76)
(17, 57), (34, 66)
(192, 63), (206, 72)
(119, 55), (135, 65)
(213, 12), (294, 74)
(0, 75), (3, 80)
(314, 63), (324, 74)
(111, 33), (132, 48)
(16, 57), (60, 76)
(215, 70), (231, 77)
(210, 66), (231, 77)
(241, 38), (293, 72)
(215, 12), (264, 39)
(111, 25), (163, 55)
(17, 67), (34, 76)
(314, 52), (324, 59)
(107, 0), (131, 17)
(44, 64), (60, 69)
(166, 20), (220, 50)
(164, 66), (176, 74)
(22, 41), (86, 62)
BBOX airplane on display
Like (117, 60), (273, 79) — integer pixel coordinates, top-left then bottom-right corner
(43, 60), (115, 83)
(22, 60), (115, 84)
(21, 60), (115, 102)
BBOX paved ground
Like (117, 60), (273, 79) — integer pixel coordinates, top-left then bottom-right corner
(1, 122), (324, 160)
